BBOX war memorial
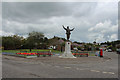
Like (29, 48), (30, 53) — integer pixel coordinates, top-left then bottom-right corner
(59, 25), (76, 58)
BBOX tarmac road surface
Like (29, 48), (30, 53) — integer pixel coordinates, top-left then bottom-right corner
(2, 51), (118, 78)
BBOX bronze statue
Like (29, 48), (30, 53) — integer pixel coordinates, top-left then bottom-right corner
(62, 25), (74, 40)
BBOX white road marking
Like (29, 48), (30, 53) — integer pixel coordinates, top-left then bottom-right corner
(102, 71), (115, 74)
(76, 68), (85, 70)
(90, 70), (100, 72)
(102, 72), (108, 74)
(64, 67), (71, 69)
(108, 72), (115, 74)
(95, 71), (100, 72)
(90, 70), (96, 71)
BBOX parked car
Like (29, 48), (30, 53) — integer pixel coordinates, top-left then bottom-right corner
(73, 47), (78, 50)
(108, 49), (112, 52)
(116, 49), (120, 54)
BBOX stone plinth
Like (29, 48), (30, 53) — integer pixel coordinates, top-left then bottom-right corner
(59, 41), (76, 58)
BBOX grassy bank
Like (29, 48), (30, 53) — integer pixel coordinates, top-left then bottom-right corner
(2, 49), (62, 53)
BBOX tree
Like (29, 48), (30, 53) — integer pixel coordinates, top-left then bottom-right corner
(2, 35), (23, 50)
(26, 31), (45, 50)
(12, 35), (23, 49)
(2, 36), (15, 50)
(28, 31), (44, 40)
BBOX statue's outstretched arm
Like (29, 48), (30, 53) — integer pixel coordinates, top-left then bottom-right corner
(70, 28), (75, 31)
(62, 25), (67, 30)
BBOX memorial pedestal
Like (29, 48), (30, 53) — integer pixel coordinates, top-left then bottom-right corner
(59, 41), (76, 58)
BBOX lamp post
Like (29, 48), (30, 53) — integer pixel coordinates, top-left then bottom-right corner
(35, 43), (38, 49)
(21, 45), (23, 50)
(93, 39), (96, 53)
(40, 43), (42, 49)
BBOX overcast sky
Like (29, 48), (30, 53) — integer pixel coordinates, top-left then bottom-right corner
(2, 2), (118, 43)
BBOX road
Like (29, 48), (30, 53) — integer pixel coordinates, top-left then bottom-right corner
(2, 52), (118, 78)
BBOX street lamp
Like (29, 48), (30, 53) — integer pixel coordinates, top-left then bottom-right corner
(21, 45), (23, 50)
(93, 39), (96, 53)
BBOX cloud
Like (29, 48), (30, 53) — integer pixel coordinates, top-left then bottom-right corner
(88, 20), (118, 42)
(0, 30), (14, 36)
(110, 34), (117, 40)
(2, 2), (118, 42)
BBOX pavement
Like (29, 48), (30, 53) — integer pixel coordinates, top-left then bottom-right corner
(1, 51), (118, 78)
